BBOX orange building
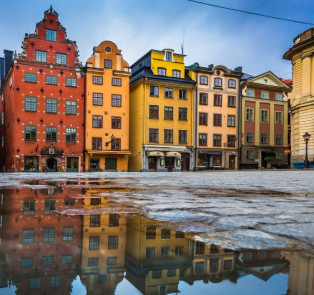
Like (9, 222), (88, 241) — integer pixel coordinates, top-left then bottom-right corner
(85, 41), (131, 171)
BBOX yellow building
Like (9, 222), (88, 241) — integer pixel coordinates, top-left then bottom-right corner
(283, 28), (314, 167)
(129, 49), (195, 171)
(85, 41), (131, 171)
(188, 64), (242, 170)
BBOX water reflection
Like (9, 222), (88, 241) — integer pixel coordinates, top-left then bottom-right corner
(0, 187), (312, 295)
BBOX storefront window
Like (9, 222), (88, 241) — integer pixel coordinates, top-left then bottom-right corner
(24, 156), (39, 171)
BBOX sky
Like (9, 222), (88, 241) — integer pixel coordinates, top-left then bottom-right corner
(0, 0), (313, 78)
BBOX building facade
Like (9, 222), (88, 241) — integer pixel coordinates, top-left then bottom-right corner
(188, 64), (242, 170)
(239, 72), (291, 169)
(129, 49), (195, 172)
(283, 28), (314, 167)
(0, 7), (84, 172)
(85, 41), (131, 171)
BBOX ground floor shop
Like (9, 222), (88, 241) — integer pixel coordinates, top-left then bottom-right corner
(196, 149), (238, 170)
(142, 145), (193, 172)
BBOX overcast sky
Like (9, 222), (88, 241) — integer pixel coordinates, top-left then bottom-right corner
(0, 0), (313, 78)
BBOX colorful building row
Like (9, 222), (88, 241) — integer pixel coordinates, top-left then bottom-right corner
(0, 7), (296, 172)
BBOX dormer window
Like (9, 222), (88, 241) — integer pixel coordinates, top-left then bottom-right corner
(158, 67), (166, 76)
(165, 51), (172, 61)
(46, 29), (56, 41)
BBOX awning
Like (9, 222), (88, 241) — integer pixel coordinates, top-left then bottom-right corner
(165, 152), (181, 158)
(147, 151), (164, 157)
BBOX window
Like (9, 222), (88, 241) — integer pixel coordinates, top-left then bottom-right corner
(61, 255), (73, 264)
(66, 77), (77, 87)
(46, 75), (57, 85)
(104, 59), (112, 68)
(199, 93), (208, 105)
(90, 198), (101, 205)
(30, 278), (41, 290)
(179, 130), (187, 144)
(88, 258), (98, 266)
(36, 50), (47, 62)
(111, 138), (121, 151)
(89, 237), (99, 250)
(247, 89), (254, 97)
(164, 129), (173, 143)
(214, 114), (222, 126)
(150, 86), (159, 97)
(108, 236), (118, 249)
(42, 256), (54, 266)
(23, 201), (35, 215)
(25, 96), (37, 112)
(172, 70), (181, 78)
(46, 29), (56, 41)
(93, 76), (103, 85)
(199, 113), (208, 125)
(276, 93), (283, 101)
(112, 94), (121, 107)
(165, 87), (173, 98)
(200, 75), (208, 85)
(161, 228), (170, 239)
(261, 110), (269, 122)
(175, 231), (185, 238)
(199, 133), (207, 146)
(92, 138), (102, 150)
(112, 78), (121, 86)
(149, 128), (159, 143)
(210, 260), (219, 272)
(227, 115), (235, 127)
(179, 89), (187, 99)
(165, 51), (172, 61)
(246, 108), (254, 121)
(196, 242), (205, 255)
(164, 106), (173, 120)
(228, 79), (236, 88)
(261, 133), (267, 144)
(64, 199), (75, 206)
(213, 134), (222, 146)
(46, 127), (57, 141)
(275, 112), (282, 124)
(276, 151), (283, 160)
(146, 247), (155, 259)
(195, 262), (205, 273)
(152, 270), (161, 278)
(247, 132), (253, 143)
(56, 53), (67, 65)
(146, 226), (156, 239)
(276, 134), (282, 145)
(43, 228), (54, 243)
(92, 115), (103, 128)
(247, 150), (254, 160)
(21, 258), (33, 268)
(22, 229), (34, 244)
(228, 96), (236, 107)
(149, 105), (159, 119)
(66, 128), (76, 142)
(175, 246), (184, 256)
(262, 91), (269, 99)
(90, 215), (100, 227)
(214, 94), (222, 106)
(168, 269), (176, 277)
(161, 247), (170, 257)
(111, 116), (121, 129)
(25, 72), (37, 83)
(107, 257), (117, 265)
(46, 98), (57, 113)
(93, 93), (103, 106)
(109, 214), (119, 227)
(44, 200), (55, 214)
(49, 276), (61, 288)
(227, 135), (236, 147)
(178, 107), (187, 121)
(214, 77), (222, 87)
(158, 67), (166, 76)
(25, 126), (37, 141)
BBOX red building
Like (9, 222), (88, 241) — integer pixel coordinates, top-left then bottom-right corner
(0, 6), (84, 172)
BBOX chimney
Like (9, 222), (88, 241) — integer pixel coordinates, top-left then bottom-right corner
(208, 64), (214, 69)
(234, 66), (242, 73)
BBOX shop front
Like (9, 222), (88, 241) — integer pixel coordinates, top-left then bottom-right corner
(197, 150), (222, 170)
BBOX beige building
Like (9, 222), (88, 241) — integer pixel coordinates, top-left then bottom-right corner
(283, 28), (314, 167)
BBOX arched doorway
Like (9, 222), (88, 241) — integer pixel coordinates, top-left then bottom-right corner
(46, 158), (57, 172)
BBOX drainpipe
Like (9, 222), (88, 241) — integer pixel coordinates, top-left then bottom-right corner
(194, 71), (198, 171)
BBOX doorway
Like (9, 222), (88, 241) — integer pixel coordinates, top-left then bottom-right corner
(89, 158), (100, 171)
(148, 157), (157, 171)
(181, 153), (190, 171)
(46, 158), (57, 172)
(67, 157), (79, 172)
(105, 158), (117, 170)
(229, 155), (236, 170)
(165, 157), (175, 172)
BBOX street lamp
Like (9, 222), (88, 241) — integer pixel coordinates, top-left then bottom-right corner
(105, 134), (115, 147)
(303, 132), (311, 168)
